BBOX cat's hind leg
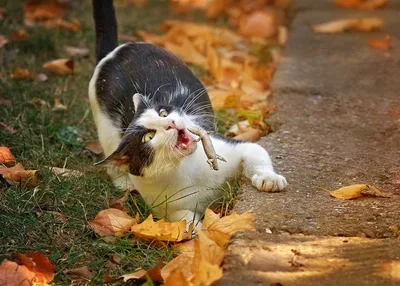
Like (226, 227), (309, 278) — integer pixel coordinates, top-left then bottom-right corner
(239, 143), (287, 192)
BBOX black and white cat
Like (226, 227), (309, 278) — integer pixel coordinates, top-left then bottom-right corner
(89, 0), (287, 225)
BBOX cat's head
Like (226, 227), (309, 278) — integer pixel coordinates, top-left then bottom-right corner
(96, 93), (198, 177)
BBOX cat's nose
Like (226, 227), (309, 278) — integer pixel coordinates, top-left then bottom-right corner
(166, 120), (176, 130)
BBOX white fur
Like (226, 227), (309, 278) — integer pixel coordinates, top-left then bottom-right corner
(89, 47), (287, 226)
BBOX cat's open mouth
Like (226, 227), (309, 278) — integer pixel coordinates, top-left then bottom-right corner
(176, 129), (192, 150)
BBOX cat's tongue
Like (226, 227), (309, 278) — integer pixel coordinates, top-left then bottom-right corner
(177, 129), (191, 149)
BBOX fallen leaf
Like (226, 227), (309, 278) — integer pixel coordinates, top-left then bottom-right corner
(313, 18), (383, 33)
(11, 29), (29, 40)
(0, 163), (25, 176)
(0, 122), (17, 134)
(2, 168), (39, 188)
(0, 146), (16, 165)
(10, 67), (34, 80)
(43, 18), (82, 33)
(63, 266), (93, 279)
(89, 208), (137, 238)
(208, 88), (241, 111)
(0, 35), (8, 48)
(109, 189), (131, 211)
(85, 141), (103, 155)
(111, 262), (164, 283)
(233, 127), (263, 142)
(202, 209), (256, 247)
(24, 0), (66, 24)
(43, 58), (74, 75)
(161, 253), (194, 281)
(65, 46), (89, 58)
(120, 269), (147, 282)
(164, 270), (190, 286)
(369, 35), (392, 51)
(0, 99), (12, 106)
(37, 210), (68, 223)
(14, 252), (56, 284)
(130, 214), (186, 242)
(228, 120), (250, 136)
(30, 98), (49, 107)
(335, 0), (388, 9)
(52, 98), (68, 111)
(325, 184), (388, 200)
(239, 10), (278, 39)
(49, 166), (84, 177)
(278, 25), (288, 46)
(164, 37), (207, 67)
(0, 259), (36, 286)
(0, 8), (5, 20)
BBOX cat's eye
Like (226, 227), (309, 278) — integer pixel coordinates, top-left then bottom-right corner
(142, 131), (155, 143)
(159, 109), (168, 117)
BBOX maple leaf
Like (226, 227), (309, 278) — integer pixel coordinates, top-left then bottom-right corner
(0, 146), (16, 165)
(14, 252), (56, 284)
(0, 259), (35, 286)
(130, 214), (187, 242)
(369, 35), (392, 51)
(0, 163), (39, 188)
(89, 208), (137, 238)
(202, 209), (256, 247)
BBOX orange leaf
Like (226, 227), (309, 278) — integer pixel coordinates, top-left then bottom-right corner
(89, 208), (137, 238)
(43, 58), (74, 75)
(324, 184), (388, 200)
(335, 0), (388, 9)
(239, 10), (278, 39)
(0, 146), (15, 165)
(208, 88), (241, 111)
(24, 0), (66, 24)
(369, 35), (392, 51)
(202, 209), (256, 247)
(136, 30), (165, 45)
(85, 141), (104, 155)
(0, 259), (36, 286)
(0, 163), (39, 188)
(335, 0), (363, 8)
(233, 128), (263, 142)
(14, 252), (56, 284)
(114, 262), (164, 283)
(164, 37), (207, 67)
(313, 18), (383, 33)
(11, 29), (29, 40)
(130, 214), (186, 242)
(52, 98), (68, 111)
(10, 67), (34, 80)
(164, 270), (190, 286)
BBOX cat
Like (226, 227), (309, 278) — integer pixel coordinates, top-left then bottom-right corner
(89, 0), (287, 226)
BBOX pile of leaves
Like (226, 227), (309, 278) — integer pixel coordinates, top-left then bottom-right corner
(89, 207), (256, 285)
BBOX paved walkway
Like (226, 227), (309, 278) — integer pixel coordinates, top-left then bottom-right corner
(220, 1), (400, 285)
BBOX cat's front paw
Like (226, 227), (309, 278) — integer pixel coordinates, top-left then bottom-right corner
(252, 172), (287, 192)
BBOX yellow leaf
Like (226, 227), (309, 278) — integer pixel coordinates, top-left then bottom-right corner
(233, 127), (263, 142)
(161, 253), (194, 281)
(89, 208), (137, 237)
(325, 184), (388, 200)
(202, 209), (256, 247)
(208, 88), (241, 111)
(130, 214), (186, 242)
(165, 270), (191, 286)
(164, 37), (206, 67)
(0, 146), (15, 165)
(313, 17), (383, 34)
(239, 10), (278, 39)
(43, 58), (74, 75)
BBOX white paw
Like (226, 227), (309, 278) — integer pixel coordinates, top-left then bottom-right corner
(251, 172), (287, 192)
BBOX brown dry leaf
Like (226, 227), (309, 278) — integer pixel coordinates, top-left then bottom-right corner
(63, 266), (94, 279)
(208, 88), (241, 111)
(115, 0), (148, 7)
(335, 0), (388, 9)
(49, 166), (84, 177)
(202, 209), (256, 247)
(233, 127), (263, 142)
(43, 58), (74, 75)
(14, 252), (56, 284)
(24, 0), (66, 24)
(0, 122), (17, 134)
(109, 189), (131, 211)
(164, 37), (207, 67)
(43, 18), (82, 33)
(0, 8), (5, 20)
(30, 98), (49, 107)
(10, 67), (34, 80)
(116, 262), (164, 283)
(0, 146), (16, 165)
(313, 17), (384, 33)
(11, 29), (29, 40)
(130, 214), (186, 242)
(239, 10), (278, 39)
(0, 35), (8, 48)
(161, 253), (194, 281)
(85, 141), (103, 155)
(0, 99), (12, 106)
(325, 184), (388, 200)
(89, 208), (137, 237)
(2, 169), (39, 188)
(0, 163), (25, 176)
(65, 46), (89, 58)
(369, 35), (392, 51)
(0, 259), (36, 286)
(52, 98), (67, 111)
(136, 30), (164, 45)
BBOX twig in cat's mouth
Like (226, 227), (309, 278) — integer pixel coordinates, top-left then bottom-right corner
(187, 126), (226, 171)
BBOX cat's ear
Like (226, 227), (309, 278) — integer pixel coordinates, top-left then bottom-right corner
(94, 149), (129, 172)
(133, 93), (143, 113)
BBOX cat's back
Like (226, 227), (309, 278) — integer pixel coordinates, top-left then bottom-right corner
(90, 42), (211, 128)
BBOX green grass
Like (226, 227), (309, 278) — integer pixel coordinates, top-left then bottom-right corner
(0, 0), (241, 284)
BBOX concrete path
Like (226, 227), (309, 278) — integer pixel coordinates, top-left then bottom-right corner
(220, 1), (400, 285)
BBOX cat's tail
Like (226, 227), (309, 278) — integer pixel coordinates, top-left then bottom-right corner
(92, 0), (118, 63)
